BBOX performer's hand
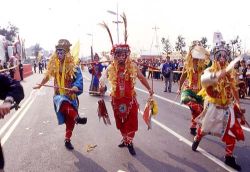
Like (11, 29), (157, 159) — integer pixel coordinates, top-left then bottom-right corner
(235, 101), (241, 110)
(241, 114), (246, 122)
(71, 86), (79, 93)
(177, 89), (181, 95)
(0, 102), (12, 118)
(99, 85), (105, 94)
(33, 84), (42, 89)
(148, 89), (154, 96)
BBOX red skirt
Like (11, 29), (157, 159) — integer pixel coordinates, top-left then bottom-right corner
(111, 97), (139, 132)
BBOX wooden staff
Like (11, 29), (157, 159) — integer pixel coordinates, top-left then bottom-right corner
(35, 84), (101, 94)
(132, 60), (160, 71)
(80, 60), (112, 66)
(0, 65), (17, 73)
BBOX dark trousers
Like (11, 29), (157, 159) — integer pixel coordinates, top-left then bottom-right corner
(39, 68), (43, 74)
(19, 70), (23, 80)
(148, 71), (153, 79)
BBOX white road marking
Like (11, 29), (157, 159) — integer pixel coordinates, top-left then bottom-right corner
(135, 87), (250, 133)
(135, 87), (188, 109)
(242, 126), (250, 132)
(2, 94), (36, 145)
(84, 72), (249, 133)
(82, 73), (245, 170)
(139, 110), (236, 172)
(0, 90), (35, 137)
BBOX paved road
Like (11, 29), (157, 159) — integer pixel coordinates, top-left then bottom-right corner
(1, 70), (249, 172)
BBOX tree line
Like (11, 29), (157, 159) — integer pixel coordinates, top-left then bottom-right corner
(161, 35), (242, 58)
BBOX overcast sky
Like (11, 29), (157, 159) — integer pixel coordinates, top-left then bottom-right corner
(0, 0), (250, 56)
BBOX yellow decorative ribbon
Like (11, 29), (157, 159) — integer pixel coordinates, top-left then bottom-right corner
(56, 59), (66, 95)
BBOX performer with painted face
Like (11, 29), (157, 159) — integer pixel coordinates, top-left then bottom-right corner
(178, 42), (209, 135)
(88, 53), (104, 95)
(99, 14), (154, 155)
(191, 39), (245, 171)
(34, 39), (87, 150)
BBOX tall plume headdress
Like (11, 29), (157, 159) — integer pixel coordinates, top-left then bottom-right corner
(100, 13), (130, 56)
(99, 22), (114, 46)
(120, 12), (128, 44)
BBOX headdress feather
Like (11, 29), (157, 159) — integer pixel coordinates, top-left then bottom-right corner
(120, 13), (128, 44)
(99, 22), (114, 46)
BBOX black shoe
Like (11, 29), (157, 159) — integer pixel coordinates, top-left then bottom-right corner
(190, 128), (197, 136)
(118, 142), (127, 148)
(192, 138), (200, 151)
(164, 90), (167, 92)
(127, 143), (136, 156)
(65, 140), (74, 150)
(76, 117), (87, 125)
(225, 156), (241, 171)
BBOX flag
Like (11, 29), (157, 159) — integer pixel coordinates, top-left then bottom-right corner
(71, 40), (80, 63)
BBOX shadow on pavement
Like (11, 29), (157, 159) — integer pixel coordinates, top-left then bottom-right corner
(133, 147), (183, 172)
(72, 150), (107, 172)
(164, 151), (209, 172)
(122, 162), (139, 172)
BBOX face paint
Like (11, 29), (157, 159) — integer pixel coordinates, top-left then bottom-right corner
(215, 51), (228, 67)
(215, 51), (227, 60)
(56, 49), (66, 61)
(114, 52), (128, 65)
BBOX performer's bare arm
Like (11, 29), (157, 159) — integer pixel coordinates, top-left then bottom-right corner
(201, 68), (227, 88)
(177, 68), (187, 94)
(137, 66), (154, 96)
(33, 75), (50, 89)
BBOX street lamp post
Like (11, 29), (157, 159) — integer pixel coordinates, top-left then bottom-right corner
(87, 33), (93, 48)
(107, 3), (122, 44)
(87, 33), (94, 60)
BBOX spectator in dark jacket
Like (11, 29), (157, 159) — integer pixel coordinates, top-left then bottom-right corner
(0, 73), (24, 169)
(162, 56), (174, 92)
(19, 60), (24, 81)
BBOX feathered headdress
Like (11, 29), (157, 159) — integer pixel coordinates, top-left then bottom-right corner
(100, 13), (130, 55)
(99, 22), (114, 46)
(120, 13), (128, 44)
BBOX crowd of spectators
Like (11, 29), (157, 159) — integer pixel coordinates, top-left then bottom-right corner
(137, 57), (184, 92)
(137, 56), (250, 97)
(236, 59), (250, 97)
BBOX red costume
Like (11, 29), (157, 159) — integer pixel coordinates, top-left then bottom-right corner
(110, 65), (139, 145)
(99, 14), (153, 155)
